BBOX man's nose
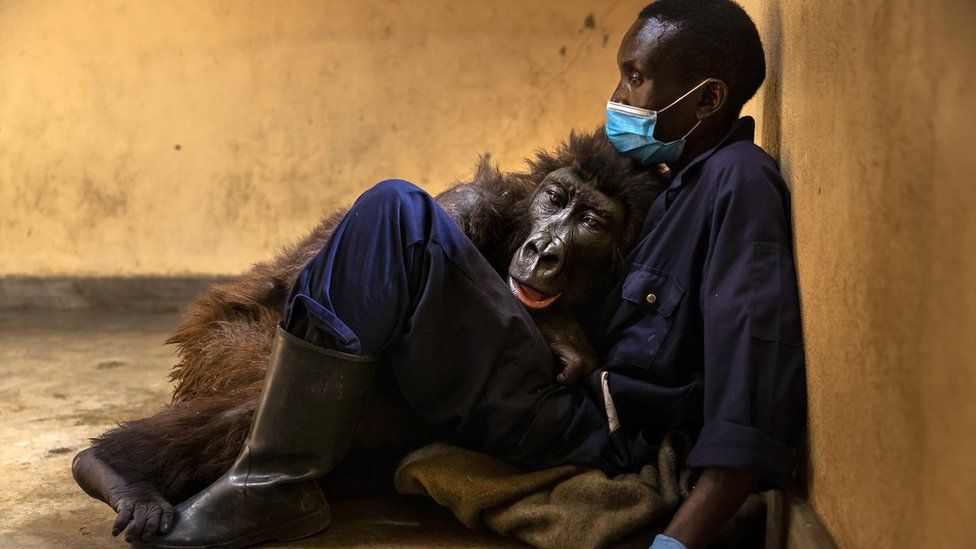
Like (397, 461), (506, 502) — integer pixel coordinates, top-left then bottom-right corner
(610, 83), (628, 105)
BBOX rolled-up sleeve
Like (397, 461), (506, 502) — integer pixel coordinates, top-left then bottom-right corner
(686, 158), (808, 488)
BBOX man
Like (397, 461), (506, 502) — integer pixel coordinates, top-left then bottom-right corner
(142, 1), (806, 548)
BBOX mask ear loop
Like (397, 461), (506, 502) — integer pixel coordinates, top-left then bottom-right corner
(680, 119), (703, 140)
(657, 78), (713, 114)
(658, 78), (712, 142)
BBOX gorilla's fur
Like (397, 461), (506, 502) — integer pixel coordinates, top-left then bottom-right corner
(88, 129), (666, 503)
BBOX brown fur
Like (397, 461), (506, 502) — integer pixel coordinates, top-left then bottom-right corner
(166, 210), (347, 403)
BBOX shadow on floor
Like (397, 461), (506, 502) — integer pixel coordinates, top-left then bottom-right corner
(0, 310), (519, 548)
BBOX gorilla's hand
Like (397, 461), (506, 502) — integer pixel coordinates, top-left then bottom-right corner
(72, 448), (174, 541)
(534, 313), (598, 385)
(110, 481), (174, 542)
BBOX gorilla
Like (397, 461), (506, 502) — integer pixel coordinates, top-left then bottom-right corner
(72, 128), (668, 540)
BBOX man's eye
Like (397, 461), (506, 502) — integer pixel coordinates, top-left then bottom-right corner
(629, 71), (643, 86)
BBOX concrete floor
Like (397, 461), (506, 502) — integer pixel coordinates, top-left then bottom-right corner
(0, 310), (518, 548)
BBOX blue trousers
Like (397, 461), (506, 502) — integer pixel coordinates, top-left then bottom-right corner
(283, 180), (616, 471)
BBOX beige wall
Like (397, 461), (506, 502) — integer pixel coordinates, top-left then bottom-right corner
(739, 0), (976, 547)
(0, 0), (647, 275)
(4, 0), (976, 546)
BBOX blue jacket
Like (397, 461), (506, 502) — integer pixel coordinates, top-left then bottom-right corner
(597, 117), (807, 488)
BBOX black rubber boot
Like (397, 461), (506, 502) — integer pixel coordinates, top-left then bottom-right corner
(140, 326), (377, 548)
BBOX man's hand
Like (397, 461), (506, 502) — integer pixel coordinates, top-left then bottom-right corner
(662, 467), (758, 549)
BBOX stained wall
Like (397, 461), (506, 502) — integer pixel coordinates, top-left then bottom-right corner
(0, 0), (647, 275)
(739, 0), (976, 546)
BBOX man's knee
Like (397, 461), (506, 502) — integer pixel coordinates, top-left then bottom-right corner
(358, 179), (429, 209)
(341, 179), (446, 246)
(347, 180), (442, 236)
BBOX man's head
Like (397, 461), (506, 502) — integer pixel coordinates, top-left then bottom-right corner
(611, 0), (765, 146)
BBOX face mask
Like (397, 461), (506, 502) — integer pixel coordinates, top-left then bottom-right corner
(606, 79), (711, 166)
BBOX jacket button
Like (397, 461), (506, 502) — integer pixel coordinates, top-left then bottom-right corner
(646, 293), (657, 304)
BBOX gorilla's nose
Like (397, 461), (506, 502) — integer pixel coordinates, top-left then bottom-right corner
(522, 236), (564, 276)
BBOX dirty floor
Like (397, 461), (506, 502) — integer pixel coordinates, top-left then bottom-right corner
(0, 311), (518, 548)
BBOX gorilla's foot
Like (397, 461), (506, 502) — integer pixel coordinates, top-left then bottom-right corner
(72, 448), (174, 540)
(72, 448), (114, 503)
(137, 474), (329, 549)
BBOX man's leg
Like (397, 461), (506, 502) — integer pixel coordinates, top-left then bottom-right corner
(283, 179), (611, 466)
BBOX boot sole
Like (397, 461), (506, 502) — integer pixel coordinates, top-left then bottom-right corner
(139, 508), (331, 549)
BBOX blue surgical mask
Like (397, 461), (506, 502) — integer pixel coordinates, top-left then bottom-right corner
(606, 79), (710, 166)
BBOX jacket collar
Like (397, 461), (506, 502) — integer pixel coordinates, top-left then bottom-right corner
(636, 117), (757, 238)
(668, 116), (756, 187)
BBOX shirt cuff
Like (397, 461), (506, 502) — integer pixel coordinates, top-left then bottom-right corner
(651, 534), (688, 549)
(687, 419), (796, 488)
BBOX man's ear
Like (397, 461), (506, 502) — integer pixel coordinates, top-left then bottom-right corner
(696, 79), (729, 120)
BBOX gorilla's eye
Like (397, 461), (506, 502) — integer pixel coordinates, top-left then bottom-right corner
(582, 214), (601, 229)
(546, 190), (561, 206)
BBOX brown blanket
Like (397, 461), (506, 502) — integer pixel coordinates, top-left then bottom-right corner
(394, 432), (783, 548)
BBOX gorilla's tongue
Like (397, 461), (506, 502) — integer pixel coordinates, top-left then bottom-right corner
(509, 277), (560, 310)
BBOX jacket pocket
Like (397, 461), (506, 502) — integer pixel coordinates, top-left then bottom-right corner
(606, 267), (686, 369)
(750, 242), (803, 347)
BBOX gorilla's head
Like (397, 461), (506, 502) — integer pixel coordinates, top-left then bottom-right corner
(507, 129), (665, 312)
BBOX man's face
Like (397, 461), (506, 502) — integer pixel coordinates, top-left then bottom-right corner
(610, 18), (699, 142)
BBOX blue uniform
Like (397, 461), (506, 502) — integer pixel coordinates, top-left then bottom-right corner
(596, 117), (806, 488)
(283, 116), (806, 488)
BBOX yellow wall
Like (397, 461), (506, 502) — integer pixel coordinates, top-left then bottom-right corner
(739, 0), (976, 546)
(4, 0), (975, 546)
(0, 0), (647, 275)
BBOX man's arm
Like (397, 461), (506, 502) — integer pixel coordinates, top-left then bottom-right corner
(663, 159), (807, 546)
(659, 467), (758, 548)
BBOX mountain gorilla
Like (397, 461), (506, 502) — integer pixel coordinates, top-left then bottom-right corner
(72, 128), (668, 540)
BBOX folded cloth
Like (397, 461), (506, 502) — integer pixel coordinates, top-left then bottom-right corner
(394, 432), (783, 548)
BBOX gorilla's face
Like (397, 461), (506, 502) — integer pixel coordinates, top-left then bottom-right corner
(507, 167), (627, 312)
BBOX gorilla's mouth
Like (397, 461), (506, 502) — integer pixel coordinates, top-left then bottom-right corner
(508, 276), (561, 311)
